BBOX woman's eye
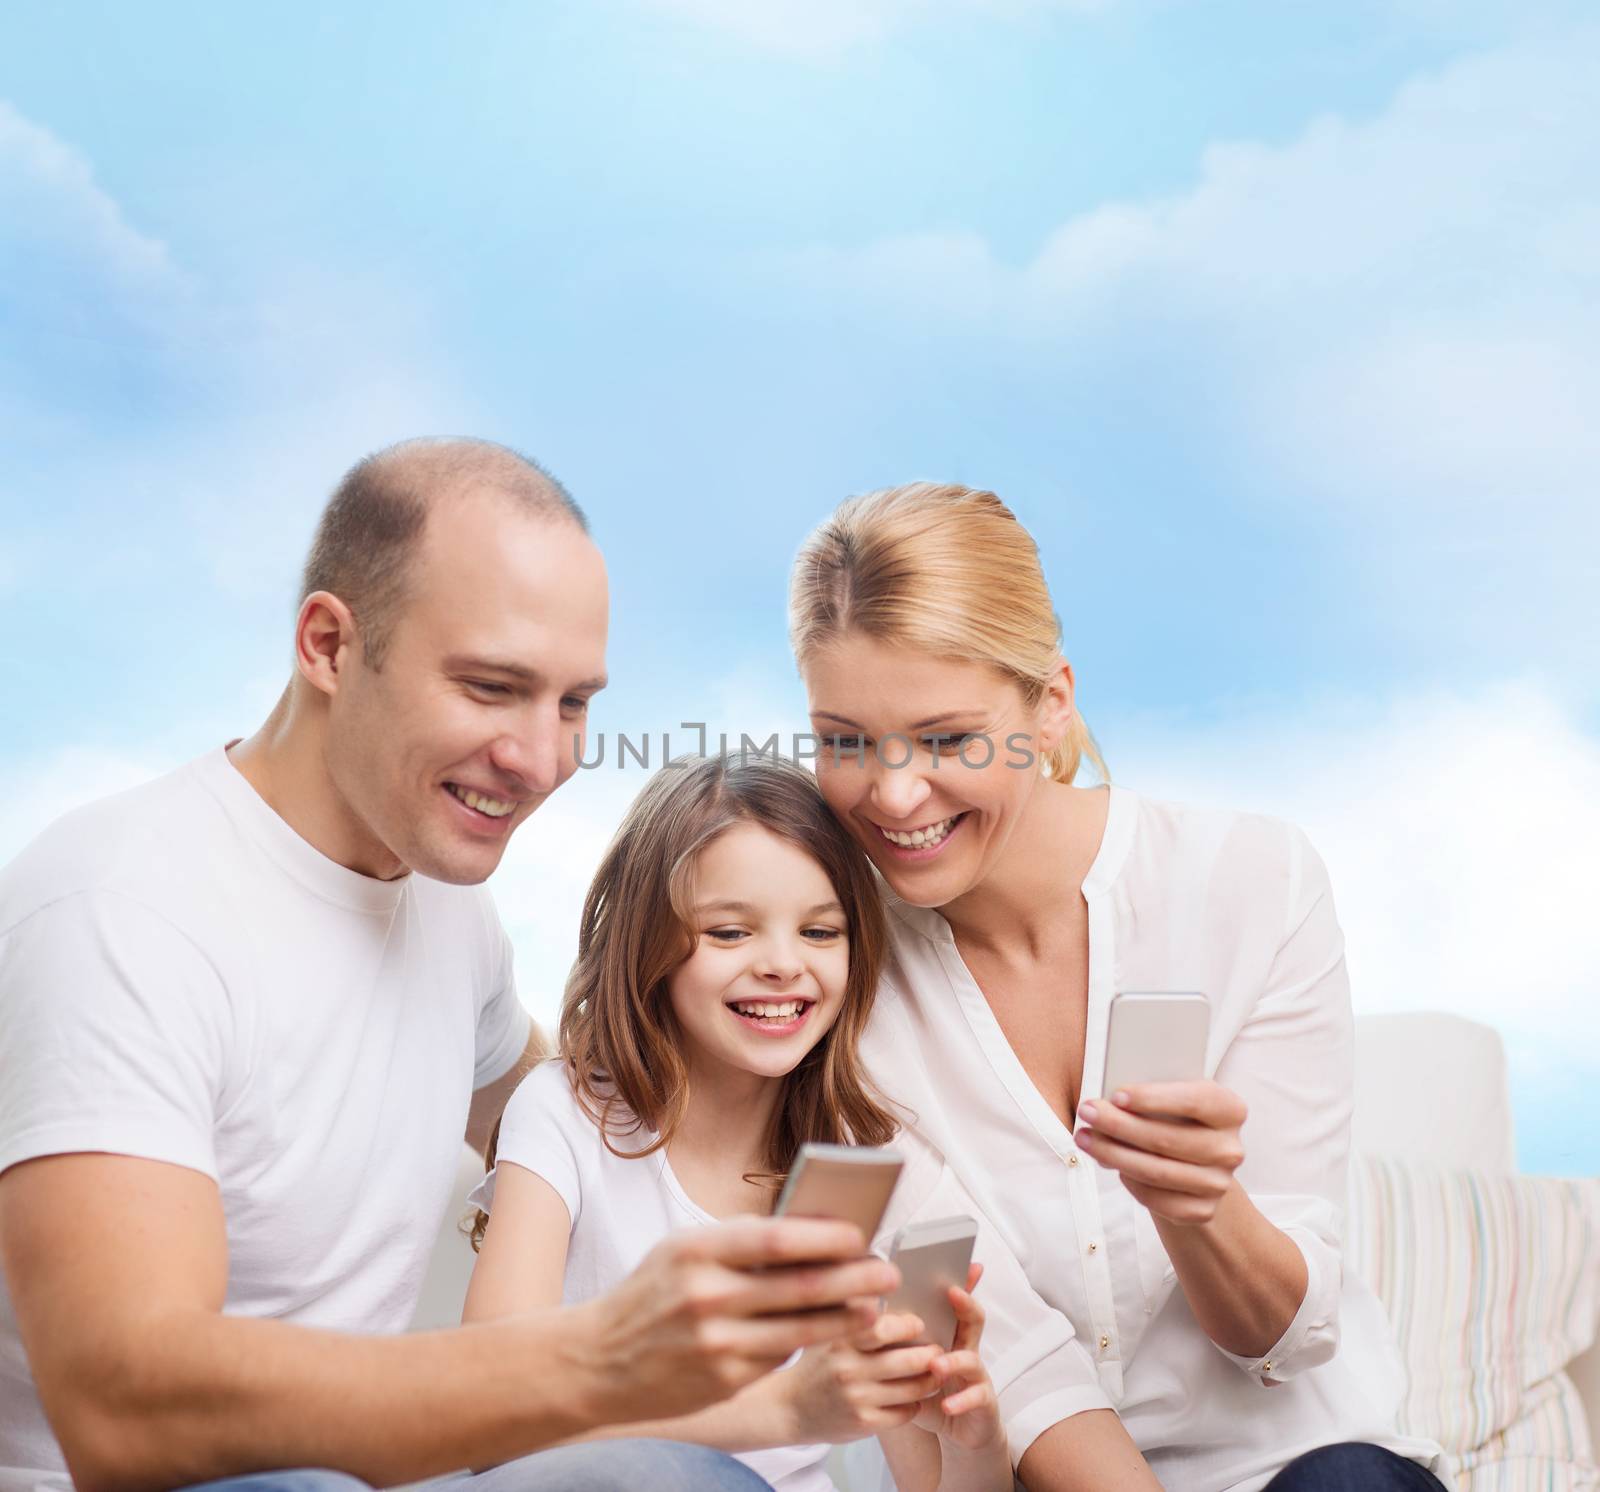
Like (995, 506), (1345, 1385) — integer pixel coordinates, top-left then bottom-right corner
(923, 732), (980, 754)
(824, 734), (866, 752)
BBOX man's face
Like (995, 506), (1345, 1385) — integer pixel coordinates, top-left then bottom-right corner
(324, 493), (609, 884)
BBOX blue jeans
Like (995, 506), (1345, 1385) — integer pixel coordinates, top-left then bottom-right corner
(1265, 1442), (1447, 1491)
(178, 1441), (773, 1492)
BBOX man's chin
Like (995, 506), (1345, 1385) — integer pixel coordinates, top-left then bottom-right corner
(402, 835), (511, 886)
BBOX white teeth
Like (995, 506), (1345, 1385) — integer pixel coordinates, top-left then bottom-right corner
(879, 816), (958, 849)
(732, 1000), (804, 1020)
(449, 784), (515, 818)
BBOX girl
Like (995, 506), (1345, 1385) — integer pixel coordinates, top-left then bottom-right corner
(789, 482), (1450, 1492)
(463, 754), (1013, 1492)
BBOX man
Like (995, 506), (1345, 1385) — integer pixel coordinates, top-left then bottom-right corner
(0, 440), (894, 1492)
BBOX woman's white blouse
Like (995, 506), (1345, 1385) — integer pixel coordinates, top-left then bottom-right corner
(861, 786), (1445, 1492)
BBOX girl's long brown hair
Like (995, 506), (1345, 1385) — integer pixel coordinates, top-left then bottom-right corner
(470, 753), (897, 1250)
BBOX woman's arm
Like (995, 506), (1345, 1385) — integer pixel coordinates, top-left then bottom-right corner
(1073, 824), (1351, 1374)
(1016, 1409), (1162, 1492)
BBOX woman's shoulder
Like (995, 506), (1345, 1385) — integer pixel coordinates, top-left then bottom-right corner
(1119, 784), (1322, 889)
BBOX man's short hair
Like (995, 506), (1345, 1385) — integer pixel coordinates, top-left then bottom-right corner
(299, 437), (588, 669)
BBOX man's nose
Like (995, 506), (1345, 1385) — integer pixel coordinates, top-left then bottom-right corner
(488, 708), (564, 796)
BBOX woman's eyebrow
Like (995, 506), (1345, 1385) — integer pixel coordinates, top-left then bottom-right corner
(812, 709), (985, 729)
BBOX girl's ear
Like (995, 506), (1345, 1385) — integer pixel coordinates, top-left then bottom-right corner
(1035, 658), (1076, 753)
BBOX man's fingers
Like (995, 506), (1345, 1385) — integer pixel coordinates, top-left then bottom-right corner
(852, 1310), (924, 1352)
(716, 1302), (882, 1359)
(683, 1215), (871, 1268)
(728, 1255), (899, 1317)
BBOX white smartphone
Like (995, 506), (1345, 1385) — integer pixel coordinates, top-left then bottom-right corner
(887, 1214), (979, 1350)
(1099, 991), (1210, 1100)
(774, 1143), (904, 1242)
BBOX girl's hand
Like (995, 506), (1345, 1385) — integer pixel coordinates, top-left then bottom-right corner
(784, 1307), (944, 1443)
(912, 1264), (1004, 1454)
(1074, 1081), (1248, 1226)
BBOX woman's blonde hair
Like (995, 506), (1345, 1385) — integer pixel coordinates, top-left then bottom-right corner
(469, 754), (897, 1250)
(790, 482), (1108, 784)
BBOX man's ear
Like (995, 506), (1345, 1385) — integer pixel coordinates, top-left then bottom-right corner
(1035, 658), (1077, 754)
(295, 591), (358, 699)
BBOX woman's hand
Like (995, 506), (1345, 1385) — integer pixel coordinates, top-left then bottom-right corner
(1074, 1081), (1248, 1226)
(782, 1307), (944, 1443)
(911, 1264), (1004, 1455)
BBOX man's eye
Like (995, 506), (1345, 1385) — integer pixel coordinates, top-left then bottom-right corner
(561, 696), (589, 714)
(468, 680), (510, 697)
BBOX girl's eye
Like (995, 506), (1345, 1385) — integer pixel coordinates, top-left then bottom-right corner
(802, 927), (844, 941)
(705, 929), (748, 943)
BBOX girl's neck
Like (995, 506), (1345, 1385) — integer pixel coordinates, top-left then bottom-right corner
(666, 1058), (785, 1213)
(940, 780), (1110, 960)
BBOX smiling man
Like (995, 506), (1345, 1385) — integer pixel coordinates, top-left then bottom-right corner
(0, 439), (894, 1492)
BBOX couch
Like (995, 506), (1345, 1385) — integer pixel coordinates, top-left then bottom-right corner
(412, 1012), (1600, 1488)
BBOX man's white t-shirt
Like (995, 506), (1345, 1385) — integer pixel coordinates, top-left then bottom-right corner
(0, 746), (532, 1492)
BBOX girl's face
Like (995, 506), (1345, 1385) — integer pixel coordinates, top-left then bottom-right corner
(802, 633), (1069, 909)
(667, 821), (851, 1085)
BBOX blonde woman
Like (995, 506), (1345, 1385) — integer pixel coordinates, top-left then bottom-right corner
(789, 485), (1447, 1492)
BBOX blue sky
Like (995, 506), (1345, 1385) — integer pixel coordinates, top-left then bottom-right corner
(2, 0), (1596, 1174)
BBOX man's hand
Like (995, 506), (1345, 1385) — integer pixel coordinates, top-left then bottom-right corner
(572, 1217), (901, 1424)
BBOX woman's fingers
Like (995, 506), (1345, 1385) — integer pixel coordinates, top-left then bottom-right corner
(1108, 1081), (1247, 1129)
(1078, 1128), (1234, 1196)
(1077, 1103), (1243, 1169)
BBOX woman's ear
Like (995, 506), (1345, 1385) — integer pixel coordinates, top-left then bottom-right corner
(1036, 659), (1077, 753)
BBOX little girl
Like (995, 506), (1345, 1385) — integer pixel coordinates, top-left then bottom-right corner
(464, 754), (1010, 1492)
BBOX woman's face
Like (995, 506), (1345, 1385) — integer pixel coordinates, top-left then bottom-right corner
(802, 633), (1066, 909)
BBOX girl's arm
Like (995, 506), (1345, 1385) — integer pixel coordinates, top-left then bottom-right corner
(466, 1163), (937, 1453)
(876, 1271), (1016, 1492)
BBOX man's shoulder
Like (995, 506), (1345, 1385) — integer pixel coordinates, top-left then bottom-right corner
(0, 755), (223, 934)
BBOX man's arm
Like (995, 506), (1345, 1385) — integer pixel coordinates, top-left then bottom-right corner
(465, 1021), (548, 1154)
(0, 1152), (896, 1492)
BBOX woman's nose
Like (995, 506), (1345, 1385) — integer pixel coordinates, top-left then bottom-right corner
(869, 759), (933, 821)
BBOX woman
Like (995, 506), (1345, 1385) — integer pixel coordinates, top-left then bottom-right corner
(788, 483), (1447, 1492)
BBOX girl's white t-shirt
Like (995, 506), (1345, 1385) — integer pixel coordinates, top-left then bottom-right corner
(858, 784), (1448, 1492)
(470, 1061), (835, 1492)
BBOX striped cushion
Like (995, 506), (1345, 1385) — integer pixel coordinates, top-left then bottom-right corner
(1347, 1154), (1600, 1491)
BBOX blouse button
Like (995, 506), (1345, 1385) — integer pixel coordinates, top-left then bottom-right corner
(1068, 1153), (1079, 1167)
(1087, 1241), (1098, 1253)
(1262, 1360), (1274, 1374)
(1099, 1334), (1111, 1351)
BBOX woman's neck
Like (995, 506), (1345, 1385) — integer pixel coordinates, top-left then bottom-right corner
(940, 780), (1110, 960)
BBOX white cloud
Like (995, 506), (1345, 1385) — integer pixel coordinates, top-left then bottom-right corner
(638, 0), (1106, 56)
(767, 26), (1600, 670)
(1109, 678), (1600, 1045)
(0, 100), (173, 287)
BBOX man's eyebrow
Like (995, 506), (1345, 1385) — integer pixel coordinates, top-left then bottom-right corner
(696, 899), (845, 917)
(811, 709), (985, 730)
(445, 655), (607, 691)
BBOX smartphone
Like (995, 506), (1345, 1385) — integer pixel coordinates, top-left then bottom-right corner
(1100, 991), (1210, 1099)
(887, 1214), (979, 1350)
(774, 1142), (904, 1242)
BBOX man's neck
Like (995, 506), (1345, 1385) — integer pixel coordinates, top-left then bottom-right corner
(229, 683), (408, 882)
